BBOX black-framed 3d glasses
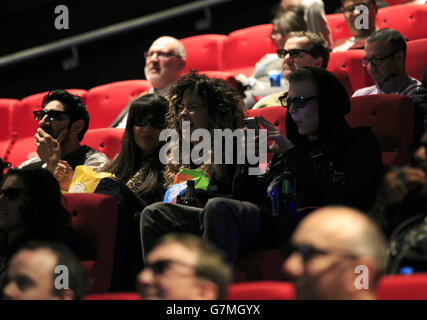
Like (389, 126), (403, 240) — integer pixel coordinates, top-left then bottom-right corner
(33, 110), (67, 121)
(361, 50), (400, 68)
(282, 242), (358, 264)
(133, 117), (165, 129)
(278, 92), (319, 109)
(277, 48), (312, 59)
(143, 259), (197, 275)
(144, 51), (181, 59)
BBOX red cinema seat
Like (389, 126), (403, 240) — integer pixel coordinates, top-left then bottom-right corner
(346, 94), (414, 168)
(181, 34), (227, 73)
(7, 89), (87, 168)
(376, 274), (427, 300)
(326, 12), (353, 43)
(246, 106), (286, 135)
(227, 281), (295, 300)
(64, 193), (118, 294)
(377, 4), (427, 40)
(0, 99), (18, 161)
(85, 80), (151, 130)
(81, 128), (124, 160)
(222, 24), (277, 77)
(199, 70), (238, 90)
(246, 106), (287, 164)
(406, 38), (427, 82)
(384, 0), (411, 5)
(85, 292), (140, 300)
(328, 50), (374, 94)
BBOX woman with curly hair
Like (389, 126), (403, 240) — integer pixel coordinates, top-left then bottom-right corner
(140, 71), (246, 261)
(0, 168), (72, 288)
(163, 71), (246, 190)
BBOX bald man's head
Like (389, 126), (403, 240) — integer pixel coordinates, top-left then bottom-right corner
(144, 36), (186, 89)
(283, 206), (387, 300)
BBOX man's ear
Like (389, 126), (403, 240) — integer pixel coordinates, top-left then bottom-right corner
(70, 119), (85, 136)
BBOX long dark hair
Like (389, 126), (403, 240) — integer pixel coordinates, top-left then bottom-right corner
(2, 168), (72, 241)
(103, 94), (168, 197)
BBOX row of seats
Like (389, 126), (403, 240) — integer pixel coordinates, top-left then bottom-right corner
(181, 3), (427, 78)
(0, 94), (415, 169)
(65, 191), (427, 298)
(85, 276), (427, 299)
(384, 0), (413, 5)
(326, 2), (427, 43)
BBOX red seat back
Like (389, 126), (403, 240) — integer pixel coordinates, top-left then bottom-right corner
(384, 0), (411, 4)
(377, 273), (427, 300)
(346, 94), (414, 167)
(328, 50), (374, 94)
(0, 99), (18, 160)
(246, 106), (287, 164)
(377, 4), (427, 41)
(85, 80), (151, 129)
(326, 12), (353, 43)
(246, 106), (286, 135)
(64, 193), (118, 294)
(181, 34), (227, 73)
(222, 24), (276, 77)
(227, 281), (295, 300)
(406, 38), (427, 82)
(85, 292), (140, 300)
(199, 70), (238, 90)
(327, 4), (427, 44)
(81, 128), (124, 160)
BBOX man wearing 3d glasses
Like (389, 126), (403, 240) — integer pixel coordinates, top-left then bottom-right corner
(253, 31), (329, 109)
(19, 90), (108, 179)
(282, 206), (386, 300)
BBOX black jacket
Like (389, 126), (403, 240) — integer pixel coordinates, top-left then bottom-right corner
(235, 67), (383, 212)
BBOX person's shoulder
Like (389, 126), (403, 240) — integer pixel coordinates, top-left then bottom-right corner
(352, 85), (376, 97)
(18, 157), (43, 169)
(253, 92), (283, 109)
(81, 145), (109, 161)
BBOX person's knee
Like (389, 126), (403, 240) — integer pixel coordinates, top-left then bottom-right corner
(204, 197), (238, 225)
(140, 202), (166, 228)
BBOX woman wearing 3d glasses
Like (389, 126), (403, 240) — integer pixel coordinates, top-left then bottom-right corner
(56, 94), (168, 205)
(102, 94), (168, 204)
